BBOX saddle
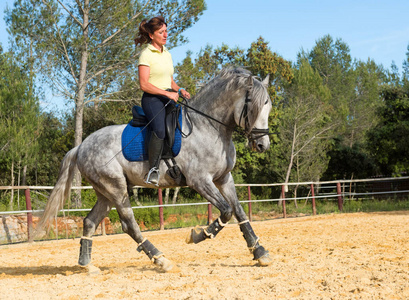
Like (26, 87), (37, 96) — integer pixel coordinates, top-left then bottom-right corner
(129, 103), (183, 181)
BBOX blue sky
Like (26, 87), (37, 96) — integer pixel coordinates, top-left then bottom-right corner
(1, 0), (409, 111)
(170, 0), (409, 68)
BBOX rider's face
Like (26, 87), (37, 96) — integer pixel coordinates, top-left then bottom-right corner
(150, 24), (168, 49)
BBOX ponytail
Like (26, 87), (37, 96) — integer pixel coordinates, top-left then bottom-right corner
(135, 16), (167, 46)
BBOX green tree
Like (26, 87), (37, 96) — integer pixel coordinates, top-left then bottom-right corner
(0, 47), (42, 209)
(322, 59), (386, 180)
(346, 59), (384, 147)
(276, 59), (333, 185)
(34, 112), (73, 186)
(301, 35), (354, 133)
(246, 37), (293, 101)
(323, 137), (377, 180)
(367, 84), (409, 175)
(175, 44), (245, 95)
(300, 35), (389, 180)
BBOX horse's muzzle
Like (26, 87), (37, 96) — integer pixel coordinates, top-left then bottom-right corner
(250, 136), (270, 153)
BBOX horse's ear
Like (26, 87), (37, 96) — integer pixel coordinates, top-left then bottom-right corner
(262, 74), (270, 87)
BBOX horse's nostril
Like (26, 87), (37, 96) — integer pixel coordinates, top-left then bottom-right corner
(257, 142), (270, 152)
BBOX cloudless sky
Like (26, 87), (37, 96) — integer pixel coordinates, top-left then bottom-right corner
(1, 0), (409, 111)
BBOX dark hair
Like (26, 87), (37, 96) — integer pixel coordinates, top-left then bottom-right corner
(134, 16), (167, 46)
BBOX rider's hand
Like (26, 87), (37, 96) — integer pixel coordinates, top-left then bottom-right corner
(167, 91), (179, 102)
(180, 89), (191, 100)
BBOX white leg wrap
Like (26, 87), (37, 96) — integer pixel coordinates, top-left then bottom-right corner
(137, 237), (147, 247)
(152, 253), (165, 261)
(204, 229), (214, 239)
(81, 236), (93, 240)
(238, 220), (249, 225)
(248, 237), (260, 251)
(217, 217), (227, 227)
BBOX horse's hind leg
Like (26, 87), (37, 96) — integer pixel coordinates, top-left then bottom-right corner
(217, 173), (272, 266)
(114, 197), (175, 272)
(94, 179), (175, 272)
(79, 191), (112, 267)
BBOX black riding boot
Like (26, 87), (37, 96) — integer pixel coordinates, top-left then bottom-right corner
(146, 132), (164, 186)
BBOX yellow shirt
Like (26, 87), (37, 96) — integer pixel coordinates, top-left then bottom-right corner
(138, 44), (174, 90)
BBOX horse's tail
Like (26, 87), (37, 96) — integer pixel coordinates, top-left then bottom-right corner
(34, 146), (79, 239)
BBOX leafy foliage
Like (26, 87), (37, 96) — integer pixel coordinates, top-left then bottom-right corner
(0, 47), (42, 184)
(277, 59), (333, 183)
(367, 84), (409, 175)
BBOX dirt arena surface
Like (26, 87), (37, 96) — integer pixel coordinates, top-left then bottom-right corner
(0, 211), (408, 299)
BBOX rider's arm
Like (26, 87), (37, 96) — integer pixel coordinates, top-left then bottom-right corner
(171, 78), (191, 99)
(138, 65), (179, 102)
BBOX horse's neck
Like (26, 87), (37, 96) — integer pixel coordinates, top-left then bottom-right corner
(191, 90), (241, 130)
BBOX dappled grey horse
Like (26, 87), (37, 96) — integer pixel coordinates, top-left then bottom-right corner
(37, 67), (273, 272)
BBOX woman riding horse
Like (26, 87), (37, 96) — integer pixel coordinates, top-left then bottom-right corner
(36, 67), (273, 272)
(135, 16), (191, 185)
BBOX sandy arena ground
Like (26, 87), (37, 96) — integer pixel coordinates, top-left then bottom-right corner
(0, 211), (408, 299)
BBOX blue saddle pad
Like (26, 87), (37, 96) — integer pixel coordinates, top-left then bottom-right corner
(121, 106), (183, 162)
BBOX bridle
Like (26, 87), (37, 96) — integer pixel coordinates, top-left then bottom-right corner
(238, 79), (270, 143)
(179, 77), (271, 142)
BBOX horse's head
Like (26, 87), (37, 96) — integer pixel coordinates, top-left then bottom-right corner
(234, 74), (272, 153)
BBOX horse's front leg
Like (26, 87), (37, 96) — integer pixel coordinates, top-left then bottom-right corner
(216, 173), (272, 266)
(186, 177), (233, 244)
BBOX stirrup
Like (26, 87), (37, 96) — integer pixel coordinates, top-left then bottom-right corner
(145, 167), (160, 186)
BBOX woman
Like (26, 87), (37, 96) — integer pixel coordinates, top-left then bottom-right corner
(135, 16), (190, 185)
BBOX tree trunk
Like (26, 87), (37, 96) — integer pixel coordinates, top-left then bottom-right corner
(22, 165), (27, 186)
(17, 160), (21, 210)
(172, 187), (180, 204)
(280, 123), (297, 207)
(9, 160), (14, 210)
(72, 1), (90, 208)
(165, 188), (170, 205)
(285, 123), (297, 184)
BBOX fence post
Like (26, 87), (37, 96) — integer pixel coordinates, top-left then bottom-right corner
(24, 188), (33, 242)
(336, 182), (343, 212)
(281, 185), (287, 218)
(247, 186), (253, 222)
(158, 188), (164, 230)
(311, 184), (316, 216)
(207, 203), (212, 225)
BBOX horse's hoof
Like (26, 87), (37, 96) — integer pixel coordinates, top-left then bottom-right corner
(81, 264), (101, 275)
(257, 253), (272, 266)
(155, 257), (178, 273)
(185, 230), (193, 244)
(185, 226), (205, 244)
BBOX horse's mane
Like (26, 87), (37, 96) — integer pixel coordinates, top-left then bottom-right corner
(192, 67), (268, 131)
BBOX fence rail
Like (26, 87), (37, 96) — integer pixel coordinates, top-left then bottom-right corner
(1, 176), (409, 243)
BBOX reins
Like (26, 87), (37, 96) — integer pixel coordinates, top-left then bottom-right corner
(178, 98), (235, 131)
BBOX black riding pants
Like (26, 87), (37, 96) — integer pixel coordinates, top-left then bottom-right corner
(141, 92), (171, 140)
